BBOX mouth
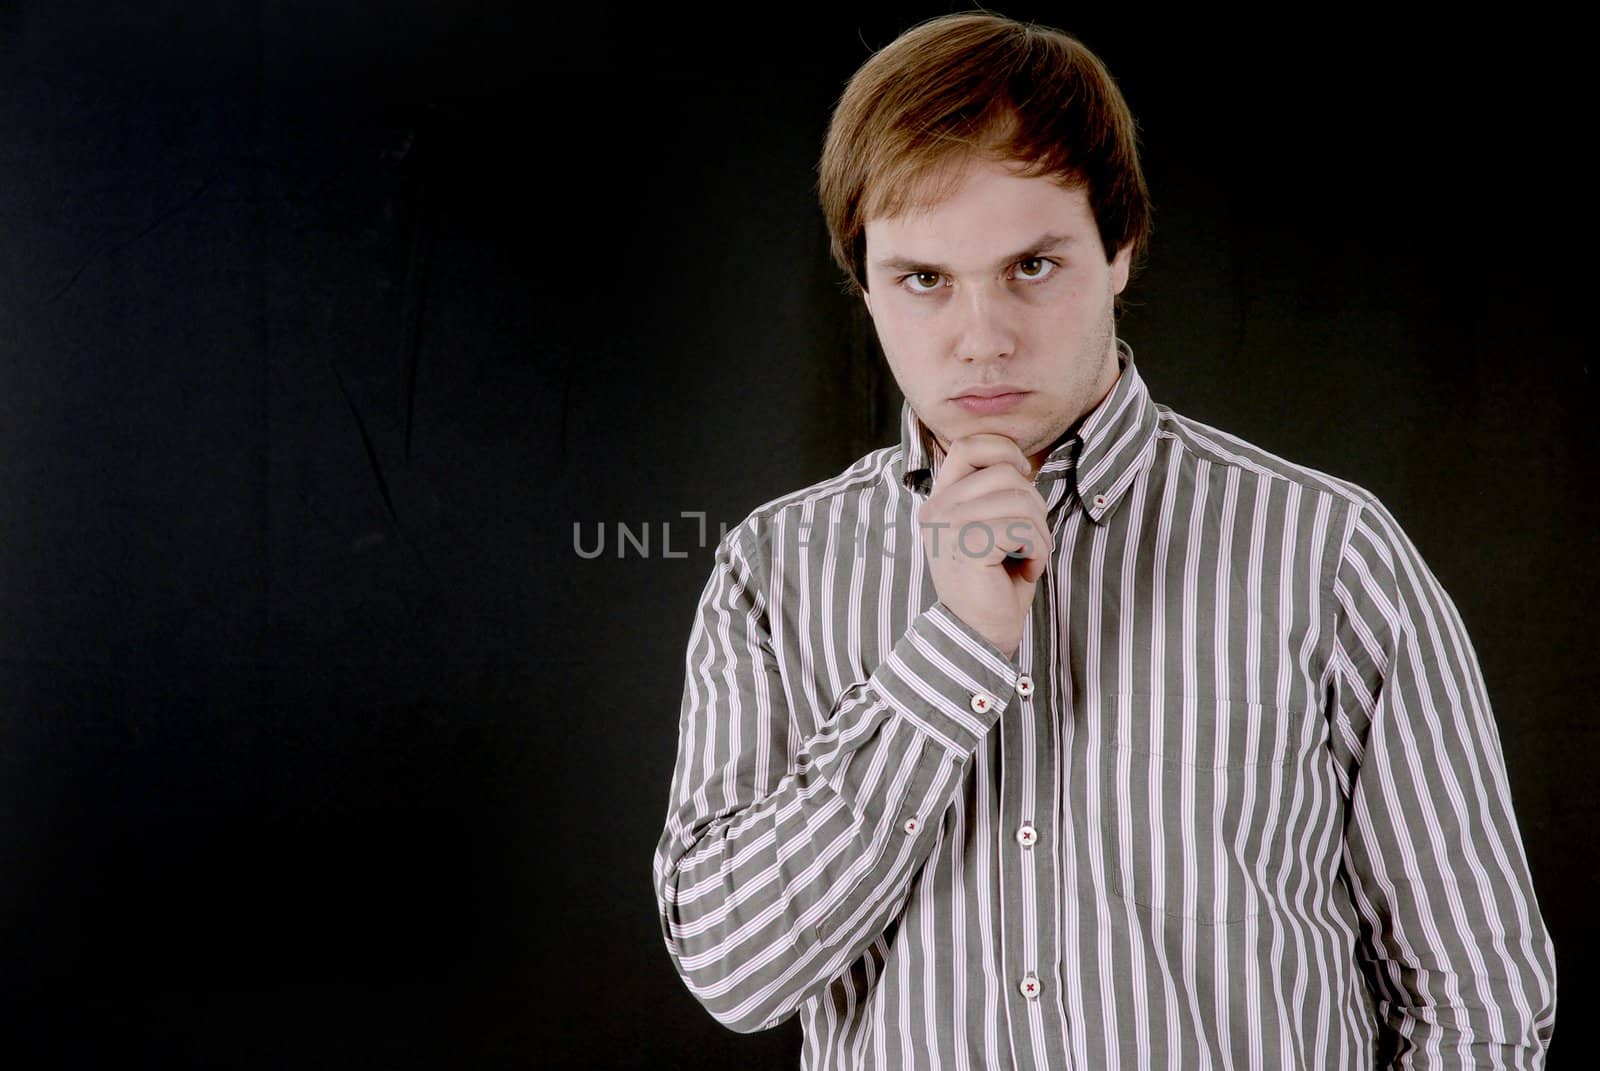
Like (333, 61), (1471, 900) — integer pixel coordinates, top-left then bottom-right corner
(951, 387), (1029, 415)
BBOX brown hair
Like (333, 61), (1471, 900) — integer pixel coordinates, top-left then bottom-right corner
(817, 11), (1152, 295)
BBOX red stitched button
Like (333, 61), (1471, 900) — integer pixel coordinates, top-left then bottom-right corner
(1019, 974), (1041, 999)
(1016, 824), (1038, 848)
(970, 693), (994, 714)
(1016, 675), (1034, 697)
(903, 817), (920, 835)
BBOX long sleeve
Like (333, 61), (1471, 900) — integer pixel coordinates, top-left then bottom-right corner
(1328, 497), (1557, 1068)
(651, 519), (1018, 1033)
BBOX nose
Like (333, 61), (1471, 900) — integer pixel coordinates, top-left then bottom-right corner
(953, 281), (1017, 362)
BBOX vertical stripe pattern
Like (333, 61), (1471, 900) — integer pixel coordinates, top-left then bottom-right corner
(652, 340), (1557, 1068)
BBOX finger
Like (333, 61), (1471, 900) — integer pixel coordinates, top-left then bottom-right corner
(1018, 554), (1047, 583)
(937, 500), (1052, 564)
(984, 516), (1052, 566)
(1001, 548), (1048, 585)
(946, 487), (1052, 559)
(999, 505), (1053, 567)
(927, 462), (1043, 512)
(933, 433), (1031, 491)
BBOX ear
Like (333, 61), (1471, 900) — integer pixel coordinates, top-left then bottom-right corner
(861, 284), (874, 318)
(1110, 241), (1133, 295)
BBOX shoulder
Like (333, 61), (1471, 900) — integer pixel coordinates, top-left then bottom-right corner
(1153, 403), (1375, 508)
(1150, 401), (1427, 570)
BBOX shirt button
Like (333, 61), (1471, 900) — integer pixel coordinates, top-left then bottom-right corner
(1019, 974), (1041, 1000)
(903, 817), (920, 835)
(1091, 493), (1108, 509)
(1016, 674), (1034, 697)
(1016, 823), (1038, 848)
(970, 692), (994, 714)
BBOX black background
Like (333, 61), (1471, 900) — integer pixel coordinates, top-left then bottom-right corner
(1, 3), (1593, 1067)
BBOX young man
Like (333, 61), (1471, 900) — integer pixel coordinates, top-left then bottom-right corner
(652, 12), (1556, 1069)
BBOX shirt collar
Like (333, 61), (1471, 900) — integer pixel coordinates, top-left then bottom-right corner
(897, 337), (1158, 525)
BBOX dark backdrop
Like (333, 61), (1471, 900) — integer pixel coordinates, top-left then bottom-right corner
(1, 3), (1592, 1067)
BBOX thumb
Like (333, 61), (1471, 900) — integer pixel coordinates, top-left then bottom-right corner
(1018, 555), (1047, 584)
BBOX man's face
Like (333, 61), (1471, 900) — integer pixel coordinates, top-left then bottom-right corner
(861, 156), (1133, 475)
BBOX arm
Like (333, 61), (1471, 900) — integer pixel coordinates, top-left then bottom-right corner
(1328, 499), (1557, 1068)
(651, 519), (1018, 1032)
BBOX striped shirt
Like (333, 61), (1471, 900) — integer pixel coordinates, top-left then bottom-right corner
(652, 339), (1556, 1069)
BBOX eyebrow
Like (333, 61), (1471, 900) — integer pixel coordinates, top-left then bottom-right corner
(874, 233), (1077, 276)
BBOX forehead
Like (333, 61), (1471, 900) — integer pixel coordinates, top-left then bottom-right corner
(864, 158), (1093, 254)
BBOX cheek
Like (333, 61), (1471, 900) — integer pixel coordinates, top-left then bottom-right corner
(875, 315), (939, 388)
(1033, 281), (1099, 331)
(874, 308), (926, 357)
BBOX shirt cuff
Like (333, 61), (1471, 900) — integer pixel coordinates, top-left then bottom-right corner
(867, 601), (1019, 756)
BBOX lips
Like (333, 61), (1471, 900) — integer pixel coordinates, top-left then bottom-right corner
(951, 389), (1029, 415)
(951, 384), (1028, 400)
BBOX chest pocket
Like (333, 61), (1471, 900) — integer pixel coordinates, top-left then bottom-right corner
(1097, 690), (1295, 925)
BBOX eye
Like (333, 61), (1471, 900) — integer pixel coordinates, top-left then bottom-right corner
(901, 271), (944, 294)
(1014, 257), (1057, 281)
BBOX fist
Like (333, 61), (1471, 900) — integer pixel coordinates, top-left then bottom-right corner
(916, 433), (1053, 660)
